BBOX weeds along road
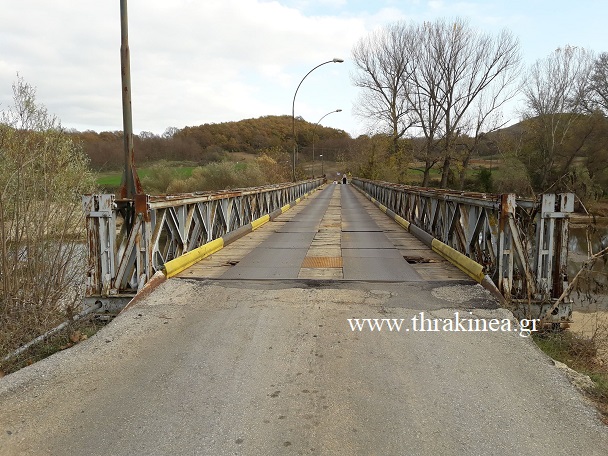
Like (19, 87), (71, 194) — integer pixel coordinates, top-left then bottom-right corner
(1, 278), (608, 455)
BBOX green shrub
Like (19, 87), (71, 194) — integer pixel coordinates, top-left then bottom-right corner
(476, 168), (494, 193)
(140, 160), (181, 194)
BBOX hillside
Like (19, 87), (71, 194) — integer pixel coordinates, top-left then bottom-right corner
(74, 115), (353, 172)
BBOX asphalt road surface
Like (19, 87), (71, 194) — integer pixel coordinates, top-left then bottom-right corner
(1, 185), (607, 455)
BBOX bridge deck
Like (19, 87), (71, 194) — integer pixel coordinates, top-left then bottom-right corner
(179, 184), (469, 282)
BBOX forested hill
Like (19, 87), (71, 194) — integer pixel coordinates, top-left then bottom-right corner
(73, 115), (352, 171)
(179, 115), (351, 153)
(71, 112), (608, 200)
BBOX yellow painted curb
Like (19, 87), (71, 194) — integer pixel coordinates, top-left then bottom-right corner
(431, 239), (485, 283)
(379, 204), (387, 213)
(394, 215), (410, 230)
(251, 214), (270, 230)
(163, 238), (224, 278)
(281, 204), (291, 213)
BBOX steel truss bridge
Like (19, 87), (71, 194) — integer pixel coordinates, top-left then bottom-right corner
(83, 178), (574, 321)
(82, 179), (322, 311)
(351, 178), (573, 321)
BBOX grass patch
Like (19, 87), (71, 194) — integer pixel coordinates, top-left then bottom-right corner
(0, 315), (111, 377)
(533, 330), (608, 422)
(533, 331), (596, 368)
(96, 173), (122, 187)
(96, 163), (197, 190)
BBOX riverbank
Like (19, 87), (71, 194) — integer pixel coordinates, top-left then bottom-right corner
(571, 310), (608, 357)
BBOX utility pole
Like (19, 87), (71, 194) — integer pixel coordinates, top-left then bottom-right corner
(118, 0), (143, 235)
(118, 0), (142, 201)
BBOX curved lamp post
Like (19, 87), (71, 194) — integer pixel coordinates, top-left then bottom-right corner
(312, 109), (341, 178)
(291, 58), (344, 181)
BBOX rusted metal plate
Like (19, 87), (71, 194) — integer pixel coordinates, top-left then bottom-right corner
(301, 256), (343, 268)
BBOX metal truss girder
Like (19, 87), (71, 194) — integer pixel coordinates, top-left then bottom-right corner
(352, 178), (574, 305)
(83, 180), (322, 300)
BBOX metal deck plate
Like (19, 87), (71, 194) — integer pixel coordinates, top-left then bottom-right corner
(342, 256), (422, 281)
(219, 266), (302, 279)
(341, 248), (403, 259)
(259, 232), (316, 249)
(276, 226), (319, 233)
(341, 221), (382, 232)
(341, 232), (396, 249)
(227, 247), (308, 267)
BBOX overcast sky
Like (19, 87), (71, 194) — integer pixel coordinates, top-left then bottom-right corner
(1, 0), (607, 138)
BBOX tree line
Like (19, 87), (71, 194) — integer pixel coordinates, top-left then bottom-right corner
(351, 18), (608, 197)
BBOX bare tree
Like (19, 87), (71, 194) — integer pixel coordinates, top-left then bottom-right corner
(351, 22), (416, 181)
(522, 46), (594, 189)
(405, 22), (446, 186)
(162, 126), (180, 139)
(427, 20), (521, 188)
(589, 52), (608, 114)
(352, 19), (520, 188)
(455, 64), (522, 189)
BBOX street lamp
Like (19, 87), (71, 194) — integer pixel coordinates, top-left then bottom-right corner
(312, 109), (341, 178)
(291, 58), (344, 182)
(319, 154), (324, 177)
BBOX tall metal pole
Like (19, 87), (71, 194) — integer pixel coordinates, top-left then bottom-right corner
(119, 0), (141, 200)
(291, 58), (343, 182)
(312, 109), (341, 178)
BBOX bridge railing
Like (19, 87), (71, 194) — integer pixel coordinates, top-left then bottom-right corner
(352, 178), (574, 321)
(82, 179), (323, 310)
